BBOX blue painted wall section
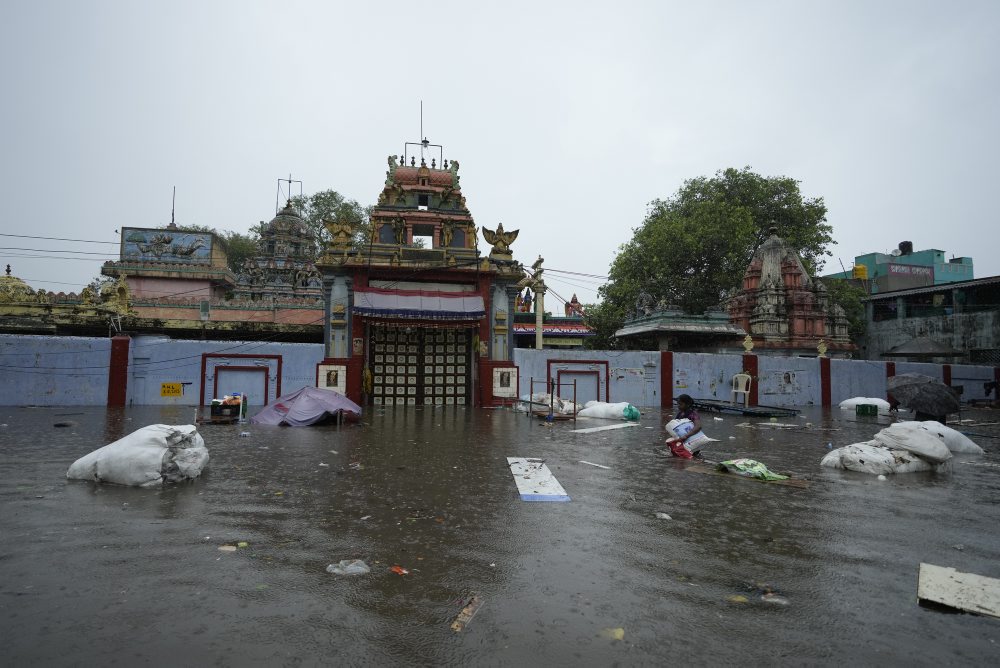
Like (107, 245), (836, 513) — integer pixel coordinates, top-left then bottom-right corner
(3, 334), (996, 407)
(0, 335), (112, 406)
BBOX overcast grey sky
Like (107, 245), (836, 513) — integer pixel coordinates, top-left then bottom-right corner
(2, 0), (997, 307)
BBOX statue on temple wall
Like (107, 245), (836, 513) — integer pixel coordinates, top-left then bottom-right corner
(564, 293), (584, 317)
(519, 288), (533, 312)
(391, 217), (407, 245)
(482, 222), (519, 258)
(635, 291), (653, 317)
(324, 216), (356, 250)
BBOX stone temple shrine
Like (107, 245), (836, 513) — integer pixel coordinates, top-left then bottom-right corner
(726, 227), (853, 356)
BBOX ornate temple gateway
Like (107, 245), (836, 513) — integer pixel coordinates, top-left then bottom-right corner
(316, 141), (524, 406)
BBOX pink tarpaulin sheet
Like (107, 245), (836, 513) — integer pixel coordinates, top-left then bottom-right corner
(249, 386), (362, 427)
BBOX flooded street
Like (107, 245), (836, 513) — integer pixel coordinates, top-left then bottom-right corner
(2, 404), (999, 666)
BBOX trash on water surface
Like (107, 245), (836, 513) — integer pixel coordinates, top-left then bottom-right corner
(713, 417), (724, 421)
(727, 595), (749, 603)
(599, 627), (625, 640)
(390, 565), (409, 575)
(451, 595), (485, 632)
(326, 559), (371, 575)
(717, 459), (789, 481)
(237, 541), (249, 548)
(318, 463), (329, 467)
(239, 431), (251, 438)
(917, 563), (1000, 618)
(218, 545), (237, 552)
(655, 512), (672, 520)
(761, 593), (790, 606)
(877, 474), (887, 481)
(359, 515), (372, 521)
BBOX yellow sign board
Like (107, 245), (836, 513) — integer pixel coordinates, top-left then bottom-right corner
(161, 382), (183, 397)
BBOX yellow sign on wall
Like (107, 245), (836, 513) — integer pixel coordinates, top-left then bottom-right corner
(161, 382), (183, 397)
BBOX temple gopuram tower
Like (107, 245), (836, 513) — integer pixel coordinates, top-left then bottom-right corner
(727, 227), (854, 356)
(316, 139), (524, 406)
(232, 201), (323, 303)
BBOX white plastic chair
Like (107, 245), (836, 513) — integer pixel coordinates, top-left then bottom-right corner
(732, 373), (752, 406)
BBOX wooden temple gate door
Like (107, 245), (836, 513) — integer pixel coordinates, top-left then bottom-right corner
(370, 325), (473, 406)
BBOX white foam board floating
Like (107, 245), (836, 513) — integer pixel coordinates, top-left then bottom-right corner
(507, 457), (570, 502)
(917, 563), (1000, 619)
(571, 423), (641, 434)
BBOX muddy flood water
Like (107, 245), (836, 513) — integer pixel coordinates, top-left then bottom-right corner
(1, 404), (999, 666)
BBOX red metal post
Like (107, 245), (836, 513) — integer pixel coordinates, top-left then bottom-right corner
(742, 354), (759, 406)
(661, 351), (673, 409)
(107, 336), (130, 407)
(819, 357), (831, 408)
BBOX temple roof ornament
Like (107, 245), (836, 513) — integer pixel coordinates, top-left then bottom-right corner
(0, 265), (37, 303)
(482, 222), (519, 259)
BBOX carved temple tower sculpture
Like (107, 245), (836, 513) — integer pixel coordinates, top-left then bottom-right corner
(232, 201), (323, 303)
(727, 227), (853, 356)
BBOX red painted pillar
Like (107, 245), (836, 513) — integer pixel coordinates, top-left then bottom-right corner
(819, 357), (831, 408)
(942, 364), (952, 386)
(107, 336), (130, 406)
(886, 362), (896, 403)
(742, 354), (758, 406)
(661, 351), (673, 409)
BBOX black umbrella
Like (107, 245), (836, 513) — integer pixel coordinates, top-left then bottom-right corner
(887, 373), (960, 418)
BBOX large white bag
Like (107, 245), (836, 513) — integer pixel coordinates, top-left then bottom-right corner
(838, 397), (891, 414)
(821, 441), (944, 475)
(874, 423), (953, 463)
(897, 421), (983, 454)
(578, 401), (632, 419)
(67, 424), (209, 487)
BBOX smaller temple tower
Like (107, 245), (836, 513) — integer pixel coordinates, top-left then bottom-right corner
(727, 227), (853, 356)
(232, 201), (323, 303)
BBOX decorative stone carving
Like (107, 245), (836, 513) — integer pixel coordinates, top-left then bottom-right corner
(482, 222), (519, 259)
(324, 216), (356, 250)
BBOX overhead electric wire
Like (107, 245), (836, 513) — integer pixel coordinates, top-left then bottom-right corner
(546, 268), (609, 280)
(0, 233), (119, 245)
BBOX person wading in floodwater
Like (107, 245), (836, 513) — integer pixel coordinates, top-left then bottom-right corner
(665, 394), (705, 459)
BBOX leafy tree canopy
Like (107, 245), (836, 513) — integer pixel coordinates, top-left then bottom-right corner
(584, 167), (833, 348)
(289, 190), (371, 254)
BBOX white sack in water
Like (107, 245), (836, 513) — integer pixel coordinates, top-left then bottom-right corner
(838, 397), (891, 414)
(821, 441), (948, 475)
(892, 420), (983, 455)
(521, 393), (581, 415)
(874, 423), (952, 464)
(665, 418), (717, 446)
(67, 424), (209, 487)
(578, 401), (632, 419)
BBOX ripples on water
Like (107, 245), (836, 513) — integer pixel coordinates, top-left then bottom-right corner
(1, 404), (999, 665)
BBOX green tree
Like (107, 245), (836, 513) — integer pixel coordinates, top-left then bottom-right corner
(289, 190), (371, 255)
(219, 230), (261, 273)
(585, 167), (833, 347)
(820, 278), (868, 341)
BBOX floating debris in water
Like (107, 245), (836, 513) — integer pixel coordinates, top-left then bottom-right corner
(451, 595), (485, 632)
